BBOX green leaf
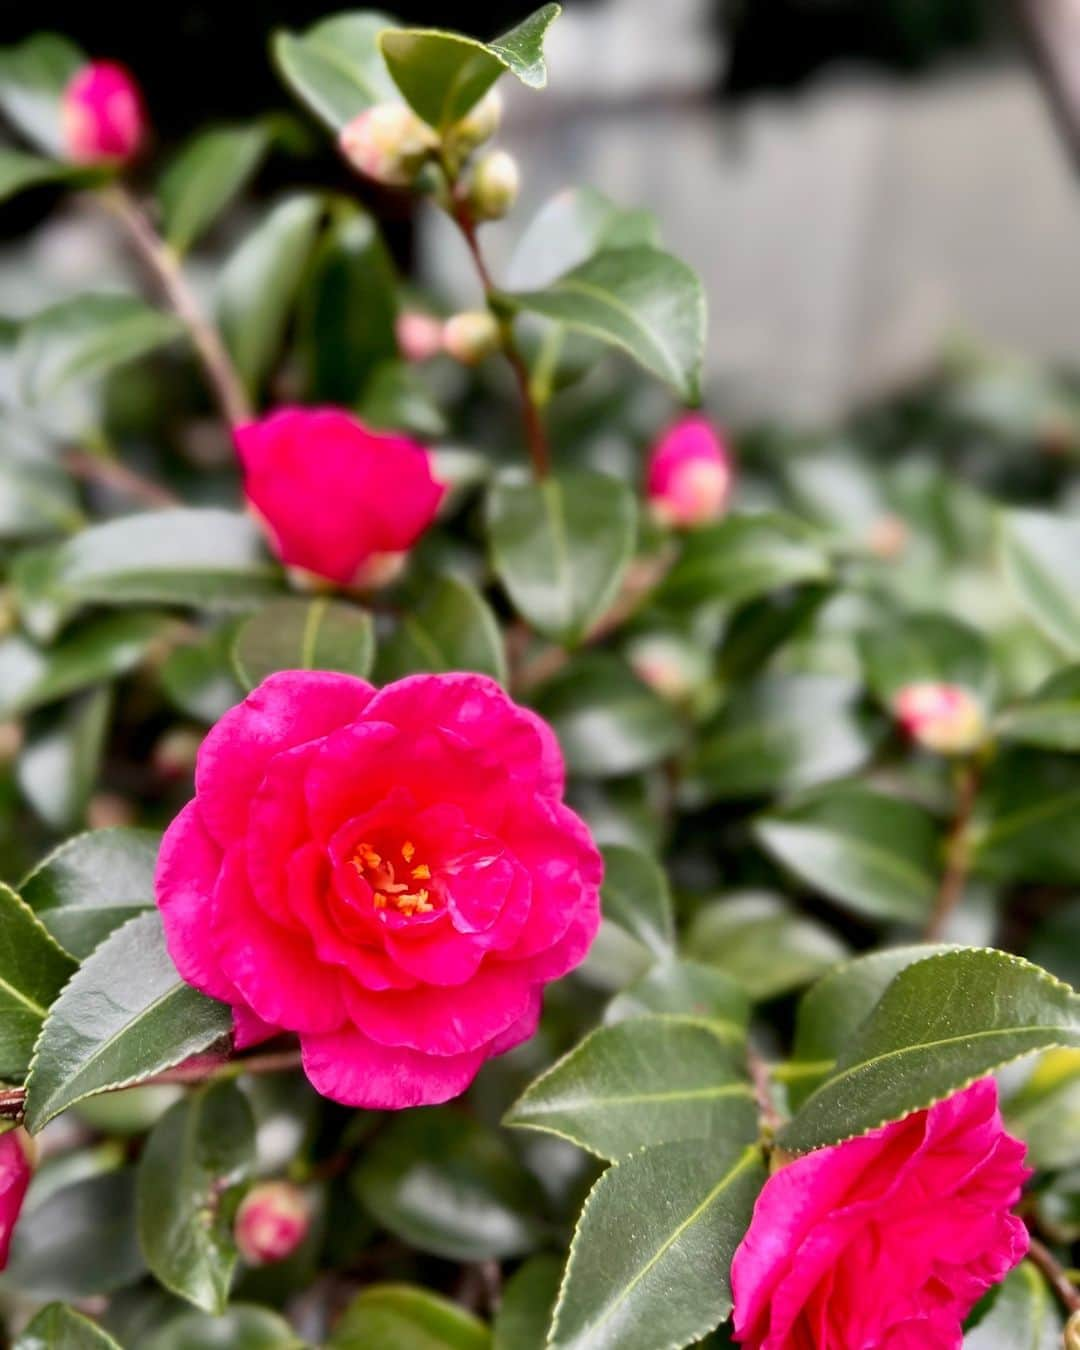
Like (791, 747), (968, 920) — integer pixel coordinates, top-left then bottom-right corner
(504, 245), (705, 403)
(532, 653), (684, 778)
(16, 1302), (124, 1350)
(13, 509), (283, 641)
(273, 11), (399, 132)
(860, 611), (994, 708)
(0, 611), (170, 718)
(755, 782), (939, 924)
(506, 1016), (754, 1161)
(1005, 1048), (1080, 1170)
(357, 360), (448, 438)
(970, 750), (1080, 884)
(374, 575), (505, 683)
(159, 124), (271, 254)
(0, 456), (80, 540)
(17, 686), (111, 830)
(683, 675), (875, 805)
(232, 597), (374, 688)
(487, 471), (636, 645)
(686, 893), (849, 1001)
(605, 960), (752, 1029)
(24, 911), (233, 1133)
(143, 1305), (304, 1350)
(549, 1139), (765, 1350)
(329, 1284), (491, 1349)
(0, 148), (82, 204)
(379, 5), (560, 129)
(299, 206), (397, 402)
(137, 1081), (255, 1314)
(599, 844), (674, 958)
(780, 947), (1080, 1153)
(0, 882), (76, 1080)
(0, 33), (83, 155)
(352, 1109), (544, 1260)
(160, 622), (245, 723)
(20, 826), (159, 959)
(506, 187), (660, 291)
(997, 666), (1080, 751)
(17, 295), (184, 402)
(660, 515), (831, 612)
(964, 1262), (1061, 1349)
(217, 194), (324, 397)
(493, 1255), (562, 1350)
(1001, 508), (1080, 656)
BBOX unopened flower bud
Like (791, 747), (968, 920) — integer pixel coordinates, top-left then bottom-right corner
(1067, 1310), (1080, 1350)
(87, 793), (137, 830)
(892, 682), (986, 756)
(647, 416), (733, 528)
(0, 1130), (34, 1271)
(443, 310), (500, 365)
(468, 149), (520, 221)
(865, 513), (909, 560)
(447, 89), (502, 154)
(234, 1181), (311, 1266)
(61, 61), (147, 166)
(628, 635), (707, 704)
(338, 103), (437, 187)
(153, 728), (203, 780)
(0, 721), (23, 765)
(395, 311), (444, 364)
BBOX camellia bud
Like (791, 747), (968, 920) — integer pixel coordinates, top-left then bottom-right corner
(468, 149), (520, 221)
(646, 415), (733, 528)
(447, 88), (502, 155)
(61, 61), (147, 166)
(892, 681), (986, 755)
(628, 634), (708, 704)
(338, 102), (437, 187)
(443, 310), (500, 365)
(1067, 1310), (1080, 1350)
(0, 1130), (35, 1271)
(152, 728), (203, 781)
(234, 1181), (311, 1266)
(395, 311), (445, 364)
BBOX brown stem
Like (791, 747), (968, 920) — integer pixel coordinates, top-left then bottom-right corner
(101, 186), (252, 427)
(1028, 1234), (1080, 1313)
(64, 448), (180, 509)
(924, 759), (981, 941)
(747, 1044), (782, 1136)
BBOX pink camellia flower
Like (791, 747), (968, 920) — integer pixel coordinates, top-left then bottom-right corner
(0, 1130), (33, 1270)
(893, 681), (986, 755)
(235, 407), (445, 588)
(235, 1181), (311, 1265)
(61, 61), (146, 165)
(155, 671), (602, 1108)
(731, 1080), (1030, 1349)
(646, 415), (733, 527)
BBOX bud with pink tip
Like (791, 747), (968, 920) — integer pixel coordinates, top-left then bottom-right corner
(0, 1130), (34, 1271)
(646, 416), (733, 528)
(628, 633), (708, 704)
(468, 150), (520, 221)
(61, 61), (147, 166)
(396, 311), (445, 364)
(338, 103), (437, 187)
(892, 681), (986, 755)
(234, 1181), (311, 1266)
(443, 310), (500, 365)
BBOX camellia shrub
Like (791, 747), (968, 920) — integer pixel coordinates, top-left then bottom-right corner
(3, 6), (1080, 1348)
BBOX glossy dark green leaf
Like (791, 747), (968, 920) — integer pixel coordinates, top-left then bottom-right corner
(137, 1081), (255, 1313)
(493, 1255), (562, 1350)
(160, 622), (245, 723)
(329, 1284), (491, 1349)
(532, 653), (684, 778)
(1001, 508), (1080, 656)
(506, 187), (659, 291)
(374, 575), (505, 683)
(357, 360), (448, 438)
(17, 686), (112, 830)
(217, 194), (324, 397)
(0, 456), (80, 540)
(15, 1302), (123, 1350)
(159, 124), (271, 254)
(487, 471), (636, 645)
(755, 783), (939, 923)
(0, 33), (82, 155)
(506, 1016), (754, 1161)
(505, 245), (705, 403)
(352, 1109), (544, 1260)
(273, 11), (398, 132)
(20, 826), (159, 959)
(232, 597), (374, 688)
(860, 611), (994, 708)
(604, 960), (751, 1030)
(380, 5), (559, 128)
(997, 666), (1080, 751)
(964, 1262), (1061, 1349)
(0, 882), (76, 1080)
(143, 1305), (303, 1350)
(1005, 1049), (1080, 1170)
(549, 1139), (764, 1350)
(24, 911), (233, 1133)
(661, 515), (831, 612)
(0, 148), (82, 204)
(781, 948), (1080, 1153)
(599, 843), (674, 958)
(970, 750), (1080, 884)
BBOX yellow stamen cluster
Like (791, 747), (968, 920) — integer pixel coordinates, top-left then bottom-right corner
(352, 840), (434, 916)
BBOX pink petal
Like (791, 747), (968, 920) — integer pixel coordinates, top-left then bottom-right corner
(301, 1026), (485, 1108)
(155, 800), (236, 1003)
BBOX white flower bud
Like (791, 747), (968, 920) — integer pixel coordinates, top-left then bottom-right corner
(443, 310), (500, 365)
(468, 150), (520, 221)
(338, 103), (437, 187)
(447, 89), (502, 154)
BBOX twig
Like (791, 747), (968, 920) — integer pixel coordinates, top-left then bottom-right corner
(1028, 1234), (1080, 1313)
(747, 1044), (782, 1136)
(64, 448), (180, 509)
(100, 186), (252, 427)
(924, 759), (981, 941)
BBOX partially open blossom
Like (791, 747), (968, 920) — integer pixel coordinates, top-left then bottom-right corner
(893, 681), (986, 755)
(235, 1181), (311, 1265)
(155, 671), (602, 1109)
(61, 61), (146, 165)
(0, 1131), (33, 1271)
(235, 407), (444, 588)
(338, 103), (436, 186)
(646, 415), (733, 527)
(396, 311), (445, 364)
(732, 1080), (1029, 1350)
(443, 311), (500, 365)
(468, 150), (520, 221)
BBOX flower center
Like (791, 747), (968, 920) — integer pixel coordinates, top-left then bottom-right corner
(351, 839), (436, 917)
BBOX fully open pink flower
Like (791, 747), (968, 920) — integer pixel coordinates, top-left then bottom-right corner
(0, 1131), (33, 1270)
(731, 1080), (1030, 1349)
(155, 671), (601, 1108)
(235, 408), (445, 587)
(646, 415), (732, 527)
(61, 61), (146, 165)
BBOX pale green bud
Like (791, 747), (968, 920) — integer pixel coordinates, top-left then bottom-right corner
(443, 310), (500, 365)
(468, 149), (520, 221)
